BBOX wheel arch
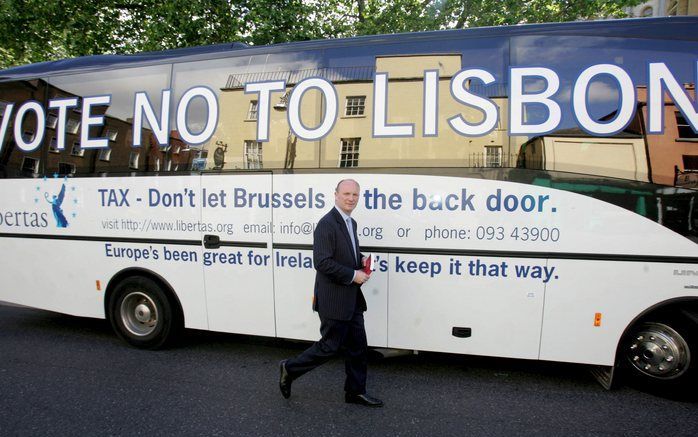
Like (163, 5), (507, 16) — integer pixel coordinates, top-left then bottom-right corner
(104, 267), (184, 326)
(615, 296), (698, 363)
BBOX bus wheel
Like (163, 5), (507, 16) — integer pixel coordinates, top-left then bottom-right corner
(622, 320), (695, 394)
(108, 276), (181, 349)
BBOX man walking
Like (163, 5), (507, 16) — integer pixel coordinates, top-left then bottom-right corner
(279, 179), (383, 407)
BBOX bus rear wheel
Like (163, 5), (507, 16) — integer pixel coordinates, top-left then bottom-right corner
(108, 276), (181, 349)
(622, 319), (695, 395)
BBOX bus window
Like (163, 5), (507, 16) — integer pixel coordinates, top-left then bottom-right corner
(511, 34), (698, 187)
(0, 79), (49, 178)
(172, 52), (330, 171)
(44, 65), (171, 176)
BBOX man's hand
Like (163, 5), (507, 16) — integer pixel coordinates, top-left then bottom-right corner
(353, 270), (370, 285)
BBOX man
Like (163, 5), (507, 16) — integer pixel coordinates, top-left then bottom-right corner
(279, 179), (383, 407)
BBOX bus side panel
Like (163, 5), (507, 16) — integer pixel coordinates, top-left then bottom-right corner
(201, 174), (275, 337)
(539, 260), (698, 365)
(387, 254), (546, 359)
(273, 248), (320, 341)
(0, 238), (104, 318)
(0, 176), (210, 330)
(97, 243), (209, 330)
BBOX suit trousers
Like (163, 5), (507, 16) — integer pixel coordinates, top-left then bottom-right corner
(284, 311), (368, 395)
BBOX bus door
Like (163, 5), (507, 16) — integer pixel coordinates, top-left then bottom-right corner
(200, 173), (276, 336)
(387, 254), (548, 359)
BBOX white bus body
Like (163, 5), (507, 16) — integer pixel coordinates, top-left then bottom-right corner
(2, 17), (698, 392)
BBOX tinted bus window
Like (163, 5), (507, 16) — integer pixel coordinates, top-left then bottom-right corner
(511, 35), (698, 186)
(44, 65), (171, 176)
(0, 79), (49, 178)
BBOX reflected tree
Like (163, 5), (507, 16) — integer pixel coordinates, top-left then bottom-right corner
(1, 0), (643, 69)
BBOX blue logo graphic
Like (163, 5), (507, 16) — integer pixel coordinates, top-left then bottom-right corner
(36, 175), (78, 228)
(46, 184), (68, 227)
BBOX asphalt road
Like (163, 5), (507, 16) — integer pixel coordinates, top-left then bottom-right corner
(1, 302), (696, 437)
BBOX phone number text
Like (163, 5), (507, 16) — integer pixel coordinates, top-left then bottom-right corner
(424, 225), (560, 242)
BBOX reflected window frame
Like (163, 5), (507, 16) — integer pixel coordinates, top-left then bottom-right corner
(682, 155), (698, 171)
(485, 145), (503, 168)
(344, 96), (366, 117)
(49, 137), (60, 153)
(21, 156), (39, 174)
(46, 113), (59, 129)
(22, 131), (35, 143)
(247, 100), (259, 121)
(58, 162), (76, 175)
(66, 118), (80, 135)
(129, 151), (140, 169)
(70, 141), (84, 157)
(104, 128), (118, 141)
(98, 147), (112, 162)
(244, 140), (263, 169)
(339, 137), (360, 168)
(676, 112), (698, 140)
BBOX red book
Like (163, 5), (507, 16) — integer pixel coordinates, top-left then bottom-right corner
(362, 254), (374, 274)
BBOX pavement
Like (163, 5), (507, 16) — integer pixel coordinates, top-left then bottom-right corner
(0, 302), (696, 436)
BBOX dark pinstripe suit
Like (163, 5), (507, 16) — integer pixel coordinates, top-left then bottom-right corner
(284, 207), (369, 394)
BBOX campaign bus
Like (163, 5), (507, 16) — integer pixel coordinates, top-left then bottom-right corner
(1, 17), (697, 393)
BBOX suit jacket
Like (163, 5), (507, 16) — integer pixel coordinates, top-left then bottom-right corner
(312, 207), (367, 321)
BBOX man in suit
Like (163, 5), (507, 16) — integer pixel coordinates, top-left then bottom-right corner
(279, 178), (383, 407)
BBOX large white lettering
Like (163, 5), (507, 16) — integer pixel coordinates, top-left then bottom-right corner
(510, 67), (561, 135)
(423, 70), (439, 137)
(80, 95), (111, 149)
(5, 61), (697, 159)
(133, 90), (171, 147)
(448, 69), (498, 136)
(48, 98), (78, 151)
(288, 78), (337, 140)
(373, 72), (414, 137)
(573, 64), (635, 135)
(648, 62), (698, 134)
(176, 86), (218, 145)
(14, 101), (45, 152)
(0, 102), (14, 153)
(245, 81), (286, 142)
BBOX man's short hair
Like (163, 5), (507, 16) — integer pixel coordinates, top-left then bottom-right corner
(335, 179), (359, 193)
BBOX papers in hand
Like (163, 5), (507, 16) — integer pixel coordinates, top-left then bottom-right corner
(362, 254), (375, 274)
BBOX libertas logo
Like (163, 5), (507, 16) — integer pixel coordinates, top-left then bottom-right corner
(36, 175), (78, 228)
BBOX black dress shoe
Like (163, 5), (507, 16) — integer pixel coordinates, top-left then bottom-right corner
(345, 393), (383, 407)
(279, 360), (292, 399)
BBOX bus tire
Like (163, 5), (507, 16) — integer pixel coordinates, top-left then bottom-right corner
(621, 317), (696, 396)
(108, 276), (182, 349)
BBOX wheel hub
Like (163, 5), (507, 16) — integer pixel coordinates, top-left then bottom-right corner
(627, 323), (690, 379)
(120, 291), (159, 337)
(134, 303), (152, 323)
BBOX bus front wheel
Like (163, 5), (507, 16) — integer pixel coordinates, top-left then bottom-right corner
(622, 319), (696, 395)
(108, 276), (181, 349)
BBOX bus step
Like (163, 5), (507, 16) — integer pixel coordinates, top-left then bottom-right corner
(371, 348), (415, 359)
(589, 365), (617, 390)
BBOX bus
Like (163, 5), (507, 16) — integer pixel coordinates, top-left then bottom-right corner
(1, 17), (697, 394)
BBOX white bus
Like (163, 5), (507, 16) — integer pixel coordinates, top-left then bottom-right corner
(1, 17), (697, 393)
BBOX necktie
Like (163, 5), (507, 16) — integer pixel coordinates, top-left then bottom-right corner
(346, 217), (357, 261)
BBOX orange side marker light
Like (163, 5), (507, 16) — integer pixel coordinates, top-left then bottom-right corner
(96, 280), (102, 291)
(594, 312), (602, 327)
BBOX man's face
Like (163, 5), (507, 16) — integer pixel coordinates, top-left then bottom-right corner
(335, 180), (360, 215)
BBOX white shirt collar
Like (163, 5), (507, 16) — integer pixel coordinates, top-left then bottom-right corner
(335, 205), (351, 222)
